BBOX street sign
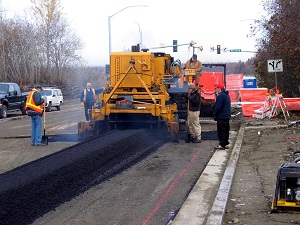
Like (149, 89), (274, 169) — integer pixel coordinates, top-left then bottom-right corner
(267, 59), (283, 72)
(229, 49), (241, 52)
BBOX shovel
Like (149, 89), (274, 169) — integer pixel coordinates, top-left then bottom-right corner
(42, 104), (49, 145)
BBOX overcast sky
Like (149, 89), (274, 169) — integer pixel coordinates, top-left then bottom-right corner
(2, 0), (264, 66)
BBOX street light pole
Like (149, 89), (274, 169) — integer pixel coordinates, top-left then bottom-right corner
(108, 5), (148, 58)
(134, 22), (142, 50)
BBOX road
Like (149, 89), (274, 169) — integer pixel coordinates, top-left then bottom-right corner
(0, 99), (235, 225)
(0, 99), (82, 174)
(2, 102), (299, 225)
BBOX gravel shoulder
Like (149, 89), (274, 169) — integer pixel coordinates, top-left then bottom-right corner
(223, 114), (300, 225)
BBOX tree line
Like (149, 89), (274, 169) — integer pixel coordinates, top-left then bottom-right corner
(253, 0), (300, 97)
(0, 0), (85, 88)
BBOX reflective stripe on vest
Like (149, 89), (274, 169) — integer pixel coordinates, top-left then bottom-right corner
(25, 90), (43, 113)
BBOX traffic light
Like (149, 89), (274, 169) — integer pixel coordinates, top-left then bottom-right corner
(217, 45), (221, 54)
(173, 40), (177, 52)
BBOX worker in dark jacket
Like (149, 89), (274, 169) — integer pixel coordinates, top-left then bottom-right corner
(25, 85), (46, 146)
(80, 82), (96, 121)
(213, 84), (231, 150)
(186, 83), (201, 143)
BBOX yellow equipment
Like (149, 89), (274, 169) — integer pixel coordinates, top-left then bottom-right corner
(271, 150), (300, 212)
(78, 49), (186, 140)
(184, 68), (196, 83)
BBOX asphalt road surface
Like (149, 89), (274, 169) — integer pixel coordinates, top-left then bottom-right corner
(0, 100), (228, 225)
(0, 99), (82, 174)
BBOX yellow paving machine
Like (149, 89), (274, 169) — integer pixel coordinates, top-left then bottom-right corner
(78, 48), (187, 140)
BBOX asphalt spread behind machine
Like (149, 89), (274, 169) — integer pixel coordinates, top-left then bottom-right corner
(78, 49), (225, 140)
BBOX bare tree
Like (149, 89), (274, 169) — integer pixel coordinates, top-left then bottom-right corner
(253, 0), (300, 97)
(30, 0), (83, 82)
(0, 0), (84, 88)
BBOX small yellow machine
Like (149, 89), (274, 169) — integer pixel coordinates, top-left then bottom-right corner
(183, 68), (196, 83)
(78, 50), (185, 139)
(271, 150), (300, 211)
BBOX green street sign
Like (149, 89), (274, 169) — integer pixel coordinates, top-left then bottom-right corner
(229, 49), (241, 52)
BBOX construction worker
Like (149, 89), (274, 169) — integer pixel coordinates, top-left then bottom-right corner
(80, 82), (96, 121)
(25, 85), (46, 146)
(184, 54), (203, 86)
(213, 84), (231, 150)
(186, 83), (202, 143)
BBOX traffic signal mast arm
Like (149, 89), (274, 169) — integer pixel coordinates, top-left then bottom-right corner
(229, 49), (256, 53)
(147, 41), (202, 53)
(148, 42), (194, 50)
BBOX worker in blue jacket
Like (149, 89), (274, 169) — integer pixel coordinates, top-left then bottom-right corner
(80, 83), (96, 121)
(213, 84), (231, 150)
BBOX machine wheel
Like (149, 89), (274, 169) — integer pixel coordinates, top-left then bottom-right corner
(56, 102), (61, 111)
(92, 121), (109, 136)
(270, 209), (278, 214)
(0, 105), (8, 119)
(46, 102), (52, 112)
(21, 105), (27, 115)
(156, 118), (170, 142)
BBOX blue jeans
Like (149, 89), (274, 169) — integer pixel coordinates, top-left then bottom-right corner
(84, 101), (93, 121)
(31, 115), (42, 145)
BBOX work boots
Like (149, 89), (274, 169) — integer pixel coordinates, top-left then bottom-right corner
(192, 137), (201, 143)
(185, 134), (201, 143)
(185, 133), (194, 143)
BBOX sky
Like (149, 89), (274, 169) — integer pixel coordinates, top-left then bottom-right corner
(1, 0), (264, 66)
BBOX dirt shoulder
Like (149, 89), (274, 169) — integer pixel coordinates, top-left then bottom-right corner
(223, 113), (300, 225)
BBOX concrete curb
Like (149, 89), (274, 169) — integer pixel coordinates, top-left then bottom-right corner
(172, 124), (243, 225)
(206, 123), (245, 225)
(172, 121), (244, 225)
(172, 145), (230, 225)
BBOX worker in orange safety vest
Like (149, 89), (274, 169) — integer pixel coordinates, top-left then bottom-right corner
(25, 85), (46, 146)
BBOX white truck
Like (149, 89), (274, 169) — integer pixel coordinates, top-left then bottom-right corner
(41, 87), (63, 112)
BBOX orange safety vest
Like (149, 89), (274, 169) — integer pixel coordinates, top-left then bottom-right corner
(25, 90), (43, 113)
(83, 88), (96, 101)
